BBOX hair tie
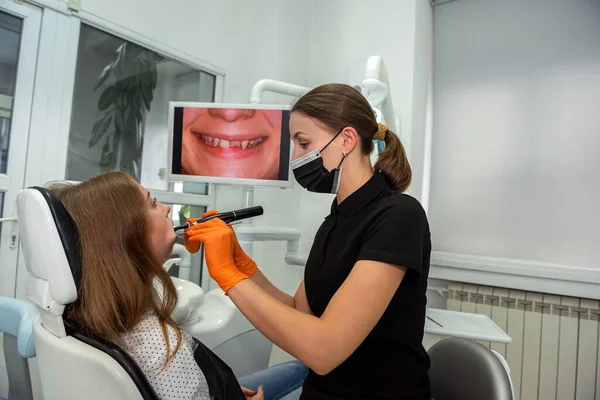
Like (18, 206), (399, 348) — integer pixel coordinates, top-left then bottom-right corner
(374, 123), (388, 141)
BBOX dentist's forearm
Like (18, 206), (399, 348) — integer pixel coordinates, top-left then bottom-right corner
(227, 279), (332, 374)
(249, 269), (295, 308)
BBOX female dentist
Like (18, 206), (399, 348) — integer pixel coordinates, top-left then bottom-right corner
(185, 83), (432, 400)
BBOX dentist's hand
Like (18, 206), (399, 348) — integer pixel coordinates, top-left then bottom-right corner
(184, 217), (248, 293)
(187, 210), (257, 277)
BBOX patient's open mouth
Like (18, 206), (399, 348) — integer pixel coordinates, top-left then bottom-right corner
(198, 134), (266, 149)
(191, 131), (268, 160)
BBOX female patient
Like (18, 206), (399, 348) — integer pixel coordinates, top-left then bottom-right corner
(49, 171), (306, 400)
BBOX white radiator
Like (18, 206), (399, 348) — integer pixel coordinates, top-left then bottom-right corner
(447, 283), (600, 400)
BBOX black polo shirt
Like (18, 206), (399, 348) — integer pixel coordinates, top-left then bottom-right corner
(300, 172), (431, 400)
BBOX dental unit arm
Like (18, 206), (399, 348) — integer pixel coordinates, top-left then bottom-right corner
(361, 55), (398, 132)
(249, 55), (397, 132)
(249, 79), (309, 104)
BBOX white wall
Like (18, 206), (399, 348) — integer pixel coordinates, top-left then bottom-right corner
(297, 0), (433, 255)
(79, 0), (311, 104)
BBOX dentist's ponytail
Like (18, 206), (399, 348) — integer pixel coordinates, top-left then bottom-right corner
(373, 127), (412, 192)
(292, 83), (412, 192)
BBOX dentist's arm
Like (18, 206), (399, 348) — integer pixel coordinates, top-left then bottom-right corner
(228, 261), (406, 375)
(249, 271), (313, 315)
(185, 217), (407, 374)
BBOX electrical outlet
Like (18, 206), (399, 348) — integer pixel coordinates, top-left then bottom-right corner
(68, 0), (81, 11)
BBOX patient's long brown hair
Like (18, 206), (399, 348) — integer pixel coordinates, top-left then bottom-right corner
(49, 171), (181, 365)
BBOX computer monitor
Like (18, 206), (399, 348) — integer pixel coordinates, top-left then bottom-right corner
(168, 102), (292, 187)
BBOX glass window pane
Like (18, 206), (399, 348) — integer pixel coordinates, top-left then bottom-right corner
(0, 12), (23, 174)
(170, 178), (209, 196)
(0, 117), (10, 173)
(183, 181), (208, 196)
(0, 191), (4, 237)
(66, 24), (216, 189)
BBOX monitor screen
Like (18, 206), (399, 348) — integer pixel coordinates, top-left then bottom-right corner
(168, 102), (292, 187)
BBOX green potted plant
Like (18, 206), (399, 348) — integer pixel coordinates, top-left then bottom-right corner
(90, 42), (161, 180)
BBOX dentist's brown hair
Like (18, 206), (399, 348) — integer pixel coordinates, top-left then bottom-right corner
(292, 83), (412, 192)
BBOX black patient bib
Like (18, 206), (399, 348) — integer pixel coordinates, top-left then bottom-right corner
(192, 339), (246, 400)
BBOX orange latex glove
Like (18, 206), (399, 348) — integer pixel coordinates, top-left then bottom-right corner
(184, 221), (202, 254)
(184, 217), (248, 293)
(186, 210), (257, 277)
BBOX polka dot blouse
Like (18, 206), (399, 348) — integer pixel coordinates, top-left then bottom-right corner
(117, 315), (211, 400)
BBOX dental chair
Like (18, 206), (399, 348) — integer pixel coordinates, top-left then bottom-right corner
(0, 297), (37, 400)
(17, 185), (272, 399)
(428, 337), (514, 400)
(17, 186), (160, 400)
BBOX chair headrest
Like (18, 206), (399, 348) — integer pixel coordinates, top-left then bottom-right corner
(17, 186), (83, 314)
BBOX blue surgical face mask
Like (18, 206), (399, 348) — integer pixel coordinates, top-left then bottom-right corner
(290, 129), (345, 194)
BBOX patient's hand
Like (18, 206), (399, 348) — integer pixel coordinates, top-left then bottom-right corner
(241, 386), (264, 400)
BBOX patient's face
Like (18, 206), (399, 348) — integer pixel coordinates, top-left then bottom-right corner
(139, 185), (177, 262)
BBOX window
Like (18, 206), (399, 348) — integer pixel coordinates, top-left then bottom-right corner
(65, 24), (219, 288)
(0, 11), (21, 174)
(66, 24), (216, 190)
(429, 0), (600, 266)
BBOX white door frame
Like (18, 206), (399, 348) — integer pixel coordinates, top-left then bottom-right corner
(0, 0), (42, 298)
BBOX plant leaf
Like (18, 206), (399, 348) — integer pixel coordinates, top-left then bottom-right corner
(132, 159), (140, 181)
(112, 44), (127, 78)
(122, 56), (138, 80)
(114, 92), (126, 111)
(147, 90), (154, 112)
(151, 68), (158, 88)
(94, 62), (114, 91)
(99, 153), (113, 170)
(115, 43), (126, 64)
(115, 111), (125, 134)
(135, 109), (144, 129)
(126, 43), (139, 59)
(98, 86), (116, 111)
(140, 85), (151, 111)
(99, 136), (114, 171)
(130, 92), (139, 116)
(126, 104), (137, 133)
(89, 112), (113, 147)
